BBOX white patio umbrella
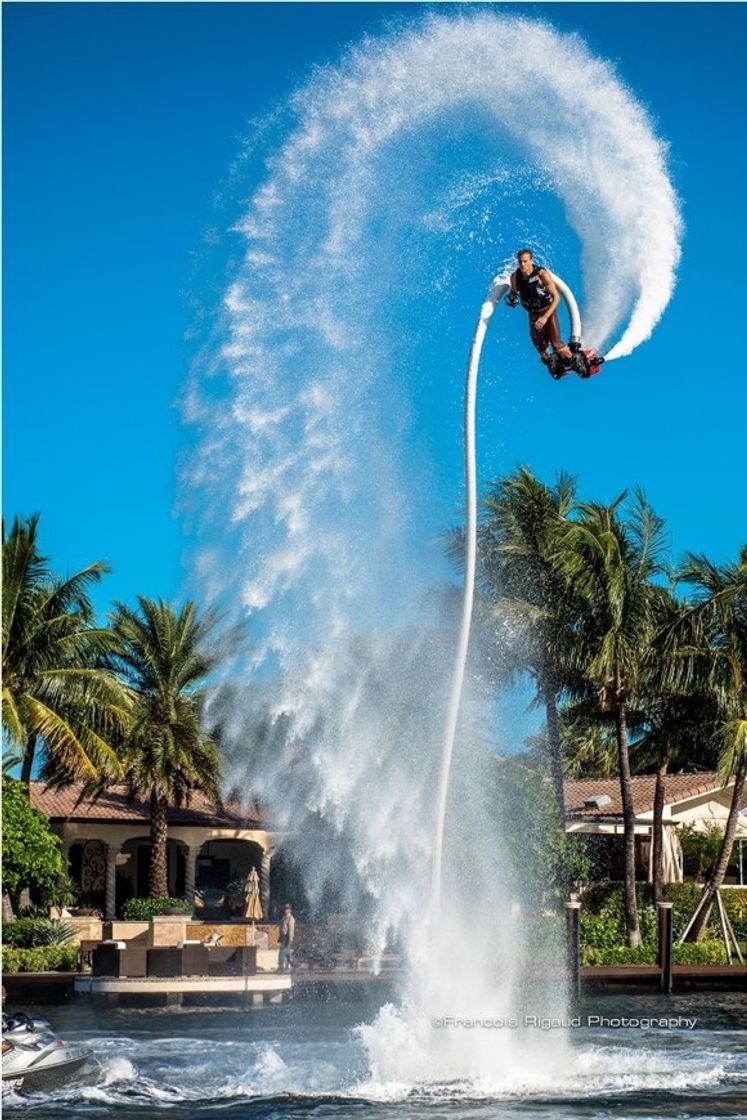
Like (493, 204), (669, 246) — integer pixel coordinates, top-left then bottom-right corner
(662, 825), (684, 883)
(649, 824), (684, 884)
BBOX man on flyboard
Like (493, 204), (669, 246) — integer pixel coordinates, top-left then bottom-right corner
(505, 248), (603, 380)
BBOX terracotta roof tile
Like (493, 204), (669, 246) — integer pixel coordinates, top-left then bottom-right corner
(29, 782), (263, 829)
(563, 771), (742, 818)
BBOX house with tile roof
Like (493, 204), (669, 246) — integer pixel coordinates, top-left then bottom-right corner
(28, 771), (747, 917)
(29, 782), (286, 920)
(563, 771), (747, 884)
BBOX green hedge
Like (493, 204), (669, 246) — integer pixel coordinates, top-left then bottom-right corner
(582, 941), (728, 967)
(581, 910), (656, 950)
(1, 945), (80, 973)
(3, 918), (49, 948)
(580, 882), (747, 946)
(583, 944), (657, 966)
(664, 883), (743, 938)
(673, 941), (730, 965)
(2, 918), (75, 948)
(121, 897), (192, 920)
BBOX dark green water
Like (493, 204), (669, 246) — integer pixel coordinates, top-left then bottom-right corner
(3, 992), (746, 1119)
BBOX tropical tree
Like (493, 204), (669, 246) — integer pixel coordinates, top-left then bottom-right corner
(638, 589), (718, 901)
(560, 490), (669, 947)
(489, 753), (592, 908)
(674, 547), (747, 940)
(2, 776), (66, 916)
(474, 467), (581, 816)
(2, 515), (131, 787)
(108, 598), (222, 898)
(558, 704), (620, 779)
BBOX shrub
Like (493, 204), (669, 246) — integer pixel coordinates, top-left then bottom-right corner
(580, 881), (747, 945)
(673, 941), (728, 965)
(661, 882), (717, 939)
(2, 918), (43, 948)
(679, 824), (727, 880)
(581, 941), (728, 967)
(490, 757), (592, 904)
(661, 884), (747, 941)
(44, 873), (78, 911)
(580, 911), (622, 949)
(35, 919), (77, 945)
(578, 881), (746, 965)
(582, 944), (657, 966)
(121, 897), (192, 920)
(1, 948), (22, 973)
(2, 918), (75, 948)
(1, 945), (79, 973)
(580, 884), (658, 948)
(722, 890), (747, 942)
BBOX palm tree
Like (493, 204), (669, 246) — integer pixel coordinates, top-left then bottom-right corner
(559, 703), (620, 779)
(675, 547), (747, 940)
(2, 515), (130, 787)
(109, 598), (221, 898)
(639, 589), (718, 901)
(560, 490), (668, 947)
(475, 467), (581, 816)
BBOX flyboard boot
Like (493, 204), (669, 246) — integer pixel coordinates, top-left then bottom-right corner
(547, 342), (605, 380)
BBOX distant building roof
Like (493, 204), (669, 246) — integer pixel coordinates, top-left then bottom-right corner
(29, 782), (263, 829)
(564, 771), (740, 819)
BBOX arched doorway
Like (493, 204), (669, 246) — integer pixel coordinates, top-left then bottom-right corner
(119, 836), (186, 903)
(194, 839), (263, 918)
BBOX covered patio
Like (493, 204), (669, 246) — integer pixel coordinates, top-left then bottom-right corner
(29, 782), (284, 920)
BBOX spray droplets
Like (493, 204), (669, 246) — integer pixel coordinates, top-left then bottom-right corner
(187, 11), (682, 1085)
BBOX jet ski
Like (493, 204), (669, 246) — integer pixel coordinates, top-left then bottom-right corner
(2, 1011), (96, 1093)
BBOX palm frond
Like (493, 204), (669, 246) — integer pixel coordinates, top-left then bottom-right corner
(2, 687), (25, 746)
(716, 719), (747, 783)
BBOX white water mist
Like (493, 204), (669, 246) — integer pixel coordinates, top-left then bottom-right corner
(185, 11), (682, 1090)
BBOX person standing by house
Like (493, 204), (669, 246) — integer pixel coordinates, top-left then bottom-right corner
(278, 904), (295, 970)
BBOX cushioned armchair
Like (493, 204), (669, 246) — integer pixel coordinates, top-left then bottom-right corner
(145, 945), (211, 977)
(207, 946), (258, 977)
(92, 942), (147, 978)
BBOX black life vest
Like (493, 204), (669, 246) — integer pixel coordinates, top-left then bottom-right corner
(515, 267), (553, 312)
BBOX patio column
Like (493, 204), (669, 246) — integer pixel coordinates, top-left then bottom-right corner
(168, 843), (178, 896)
(184, 843), (201, 909)
(105, 844), (120, 920)
(58, 840), (72, 914)
(260, 848), (273, 919)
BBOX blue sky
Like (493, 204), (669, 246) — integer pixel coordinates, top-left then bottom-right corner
(4, 2), (747, 620)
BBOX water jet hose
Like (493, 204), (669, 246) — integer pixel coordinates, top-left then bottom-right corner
(428, 271), (582, 929)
